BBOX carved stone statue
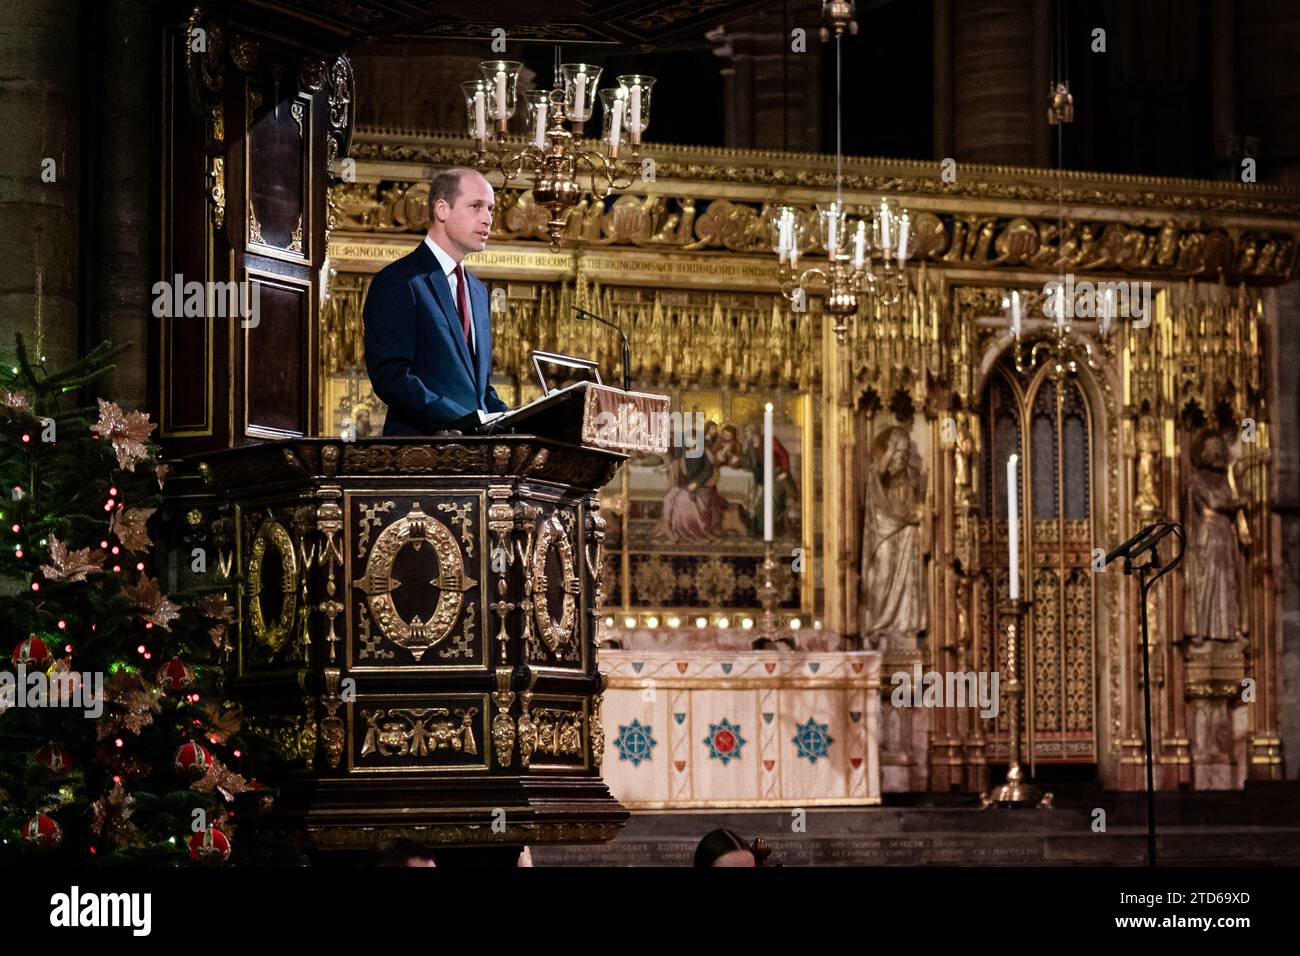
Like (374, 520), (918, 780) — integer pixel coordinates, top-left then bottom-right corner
(860, 426), (927, 649)
(1135, 414), (1161, 514)
(1183, 430), (1247, 642)
(954, 412), (977, 509)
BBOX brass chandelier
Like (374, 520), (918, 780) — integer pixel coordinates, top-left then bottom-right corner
(462, 54), (655, 251)
(768, 1), (912, 342)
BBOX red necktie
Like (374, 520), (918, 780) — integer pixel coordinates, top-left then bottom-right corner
(453, 263), (473, 349)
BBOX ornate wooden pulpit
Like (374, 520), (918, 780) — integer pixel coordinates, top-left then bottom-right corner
(160, 384), (669, 862)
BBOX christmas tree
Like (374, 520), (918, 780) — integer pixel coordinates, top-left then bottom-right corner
(0, 333), (260, 864)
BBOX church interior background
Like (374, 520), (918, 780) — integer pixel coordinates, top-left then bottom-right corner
(3, 0), (1300, 872)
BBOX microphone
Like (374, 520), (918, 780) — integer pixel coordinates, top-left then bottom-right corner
(1102, 524), (1163, 567)
(1128, 523), (1178, 564)
(573, 307), (631, 392)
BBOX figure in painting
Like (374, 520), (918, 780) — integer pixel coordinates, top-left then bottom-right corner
(740, 421), (799, 537)
(860, 426), (927, 649)
(1183, 429), (1247, 642)
(652, 421), (725, 542)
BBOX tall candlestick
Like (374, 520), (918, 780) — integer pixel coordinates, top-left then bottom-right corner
(827, 214), (837, 253)
(896, 213), (910, 264)
(880, 201), (891, 250)
(473, 90), (486, 140)
(853, 222), (866, 270)
(495, 70), (507, 121)
(1011, 290), (1022, 336)
(574, 70), (587, 120)
(1007, 453), (1020, 600)
(764, 402), (774, 542)
(630, 82), (641, 131)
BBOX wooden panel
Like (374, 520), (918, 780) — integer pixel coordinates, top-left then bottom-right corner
(246, 82), (310, 262)
(243, 272), (310, 437)
(159, 28), (216, 437)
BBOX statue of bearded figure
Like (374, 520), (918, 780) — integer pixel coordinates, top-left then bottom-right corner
(860, 426), (927, 649)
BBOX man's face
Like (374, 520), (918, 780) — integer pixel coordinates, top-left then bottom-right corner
(435, 172), (495, 258)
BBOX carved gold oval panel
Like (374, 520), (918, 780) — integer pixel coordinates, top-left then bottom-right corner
(353, 501), (475, 659)
(248, 518), (298, 657)
(531, 512), (578, 653)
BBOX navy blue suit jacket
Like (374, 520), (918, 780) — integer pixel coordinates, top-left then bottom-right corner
(363, 240), (509, 436)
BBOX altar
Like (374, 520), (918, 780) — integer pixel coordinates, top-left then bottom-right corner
(599, 649), (880, 809)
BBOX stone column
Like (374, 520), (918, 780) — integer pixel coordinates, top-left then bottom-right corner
(0, 0), (83, 373)
(707, 2), (822, 152)
(949, 0), (1042, 167)
(1235, 1), (1300, 184)
(92, 0), (154, 409)
(1272, 282), (1300, 779)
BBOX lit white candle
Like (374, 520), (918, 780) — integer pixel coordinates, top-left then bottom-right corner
(1012, 290), (1022, 336)
(1055, 284), (1065, 329)
(1007, 453), (1020, 600)
(778, 215), (791, 262)
(827, 212), (838, 252)
(896, 212), (910, 264)
(1101, 288), (1113, 336)
(764, 402), (775, 542)
(880, 201), (891, 250)
(609, 92), (623, 148)
(495, 70), (507, 121)
(473, 89), (486, 140)
(533, 100), (547, 148)
(853, 222), (866, 269)
(574, 69), (587, 120)
(630, 82), (641, 131)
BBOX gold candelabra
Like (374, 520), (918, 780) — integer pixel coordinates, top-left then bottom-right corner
(752, 542), (794, 651)
(1006, 285), (1117, 379)
(982, 598), (1052, 809)
(463, 59), (655, 251)
(772, 198), (911, 343)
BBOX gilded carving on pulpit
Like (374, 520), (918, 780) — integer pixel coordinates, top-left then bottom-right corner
(860, 426), (927, 649)
(1183, 430), (1247, 642)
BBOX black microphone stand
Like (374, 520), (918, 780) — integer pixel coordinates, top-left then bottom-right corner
(1121, 522), (1184, 868)
(573, 307), (631, 392)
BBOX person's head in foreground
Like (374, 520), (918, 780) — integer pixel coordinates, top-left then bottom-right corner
(694, 828), (756, 867)
(369, 837), (437, 867)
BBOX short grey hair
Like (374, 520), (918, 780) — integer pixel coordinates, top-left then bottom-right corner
(428, 167), (480, 222)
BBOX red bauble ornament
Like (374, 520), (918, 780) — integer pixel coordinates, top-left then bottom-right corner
(157, 657), (194, 691)
(23, 814), (62, 849)
(34, 742), (72, 775)
(189, 827), (230, 862)
(12, 636), (51, 668)
(173, 741), (213, 778)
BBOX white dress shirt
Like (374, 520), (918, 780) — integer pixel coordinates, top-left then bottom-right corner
(424, 234), (477, 354)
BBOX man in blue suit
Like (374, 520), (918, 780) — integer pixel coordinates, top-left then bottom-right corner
(363, 167), (510, 435)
